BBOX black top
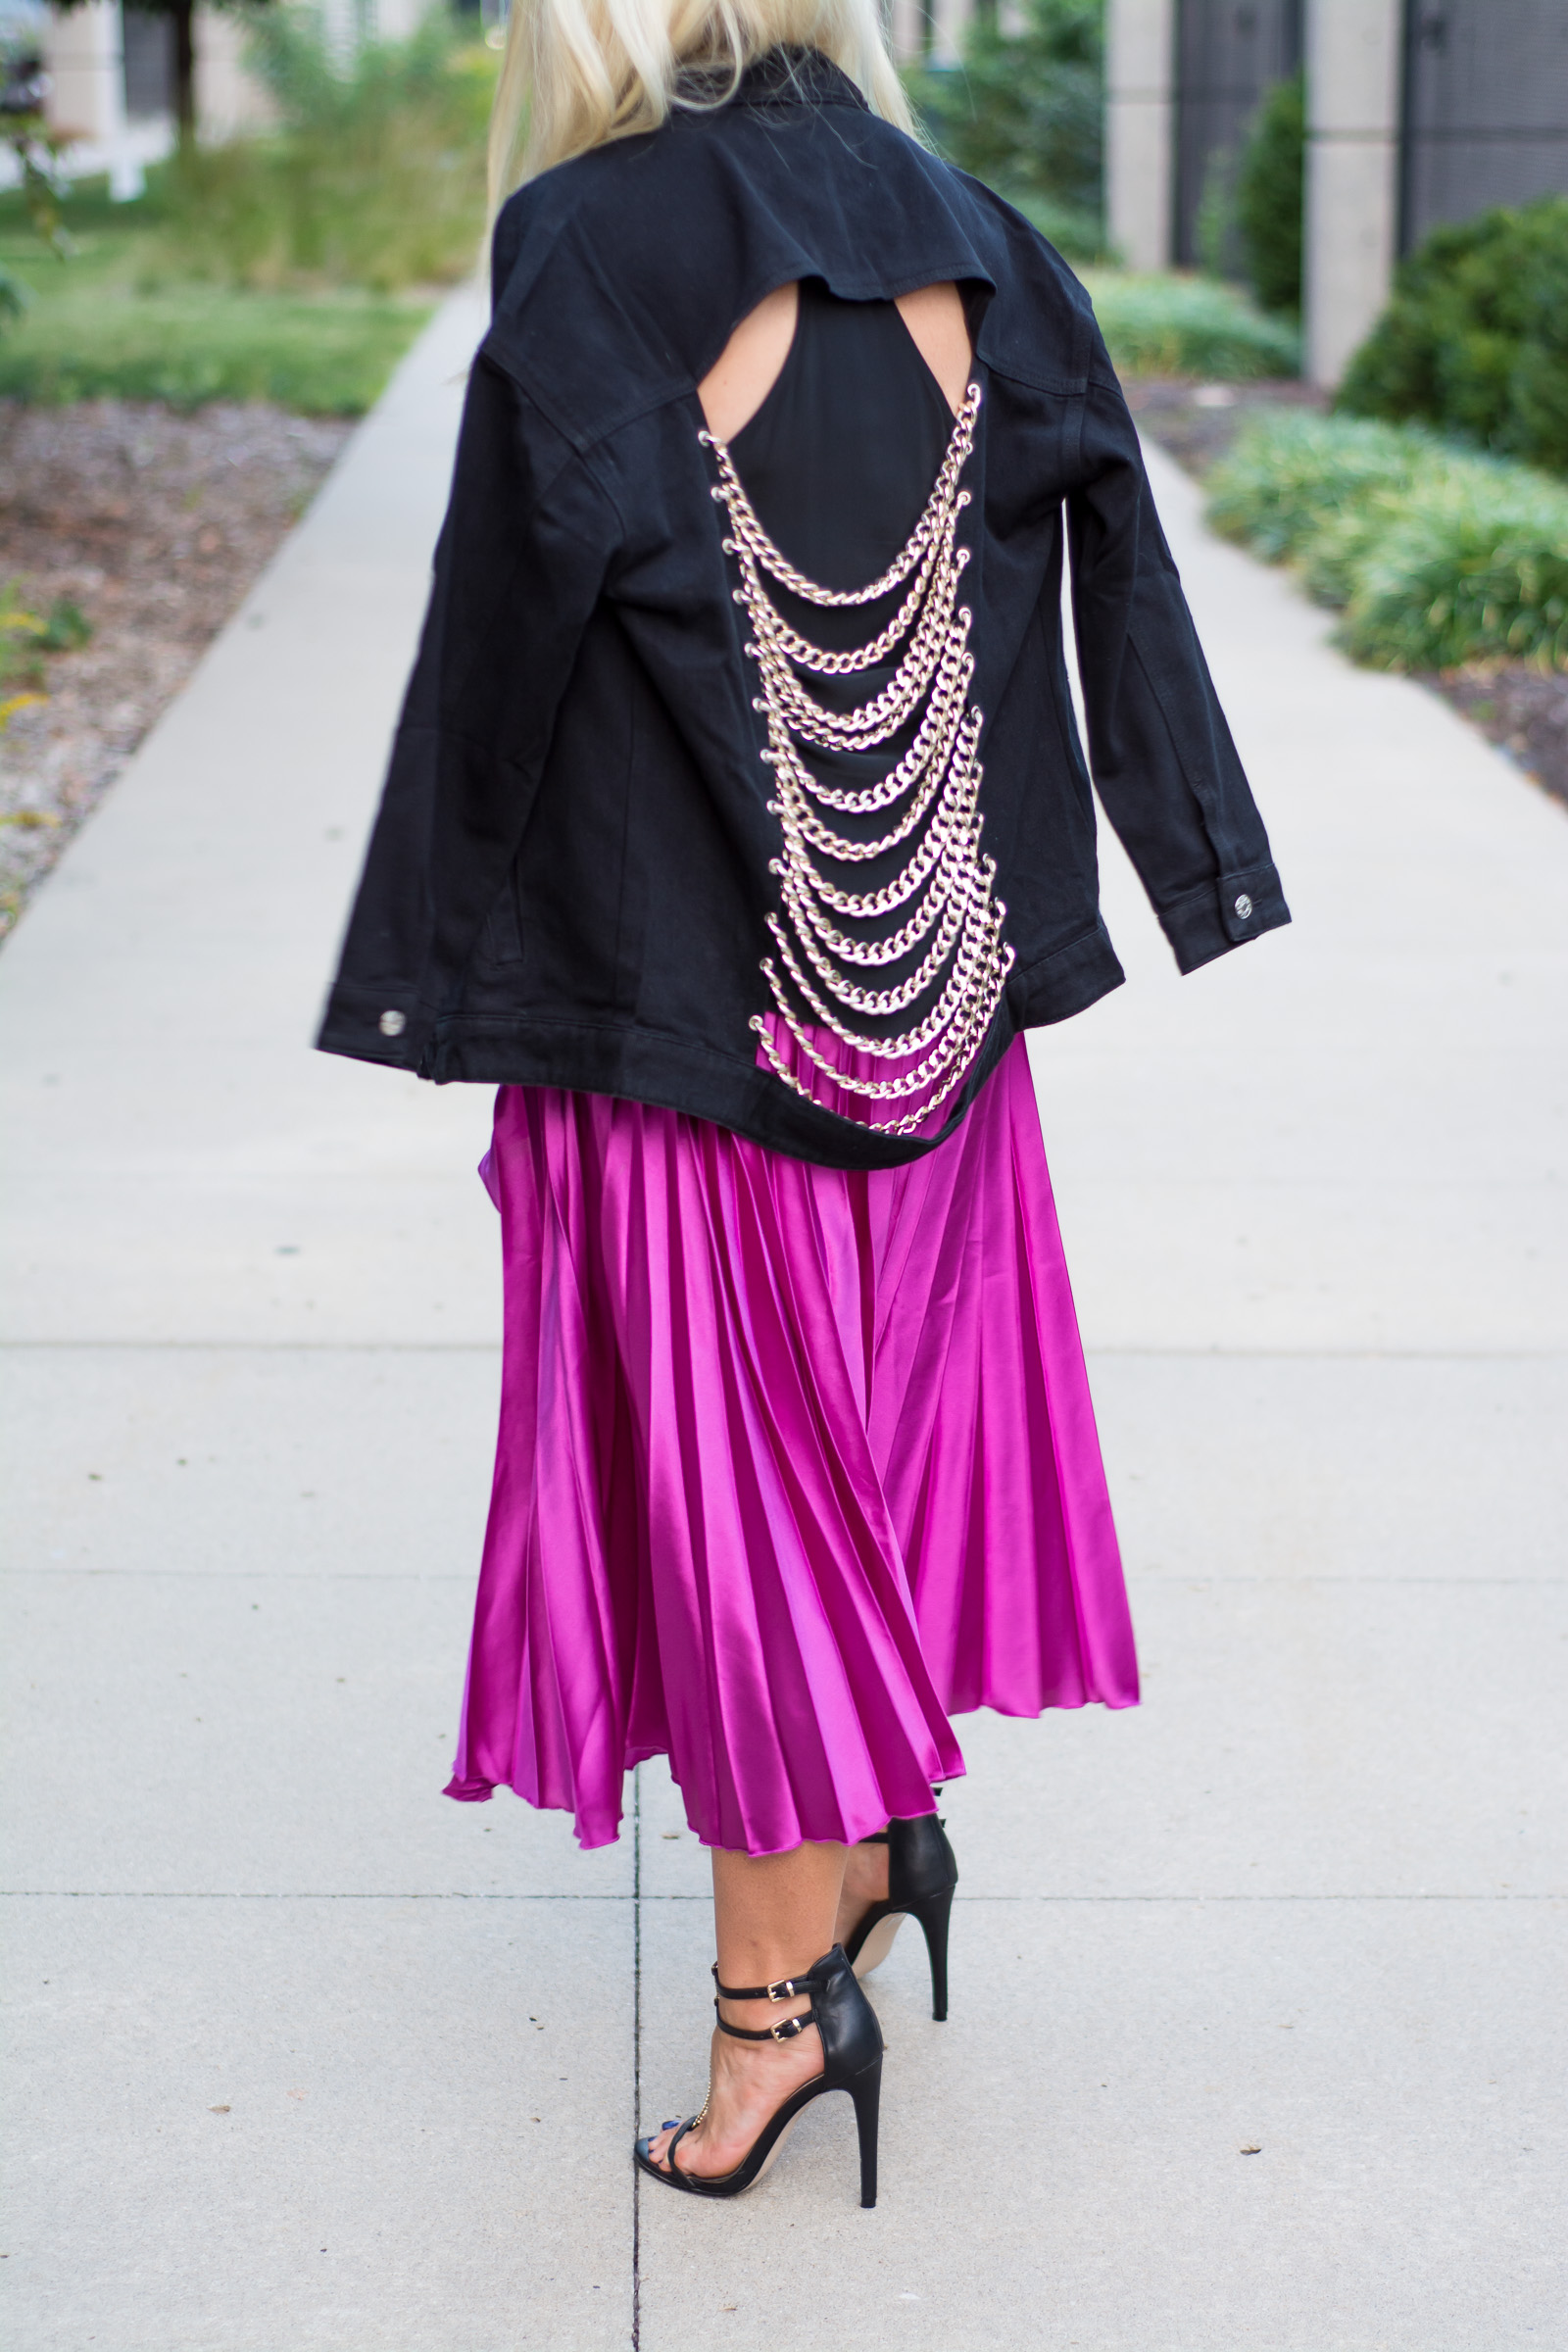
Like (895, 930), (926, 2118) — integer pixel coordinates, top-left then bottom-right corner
(729, 275), (955, 595)
(315, 48), (1290, 1170)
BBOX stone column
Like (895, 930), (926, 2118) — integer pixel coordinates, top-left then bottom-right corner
(1304, 0), (1402, 387)
(887, 0), (928, 68)
(1104, 0), (1175, 271)
(925, 0), (969, 73)
(43, 0), (127, 145)
(368, 0), (426, 38)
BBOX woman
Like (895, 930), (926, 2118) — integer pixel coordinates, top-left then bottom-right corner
(318, 0), (1288, 2207)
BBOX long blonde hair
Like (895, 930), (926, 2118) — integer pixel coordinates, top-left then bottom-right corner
(488, 0), (915, 213)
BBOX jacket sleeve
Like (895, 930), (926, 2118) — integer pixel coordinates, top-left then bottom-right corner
(316, 349), (620, 1069)
(1066, 336), (1289, 972)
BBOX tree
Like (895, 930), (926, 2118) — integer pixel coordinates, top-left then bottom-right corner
(1, 34), (75, 251)
(906, 0), (1105, 260)
(49, 0), (276, 147)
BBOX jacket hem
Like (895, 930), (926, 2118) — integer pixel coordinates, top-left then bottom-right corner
(430, 1013), (1006, 1171)
(1007, 918), (1126, 1029)
(317, 926), (1133, 1170)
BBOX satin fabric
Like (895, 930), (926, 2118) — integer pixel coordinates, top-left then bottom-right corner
(445, 1038), (1138, 1853)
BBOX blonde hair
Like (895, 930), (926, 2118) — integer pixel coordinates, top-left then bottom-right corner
(488, 0), (915, 213)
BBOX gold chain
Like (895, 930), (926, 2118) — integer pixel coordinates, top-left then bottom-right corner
(703, 381), (1013, 1139)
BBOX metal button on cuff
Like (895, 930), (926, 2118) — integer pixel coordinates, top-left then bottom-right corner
(378, 1009), (407, 1037)
(1234, 894), (1253, 920)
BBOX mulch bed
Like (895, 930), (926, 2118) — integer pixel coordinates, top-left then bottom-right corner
(1422, 665), (1568, 811)
(1124, 374), (1326, 472)
(1128, 376), (1568, 814)
(0, 401), (353, 941)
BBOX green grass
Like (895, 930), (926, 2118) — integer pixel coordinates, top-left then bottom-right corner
(0, 187), (432, 414)
(0, 20), (493, 415)
(1084, 270), (1300, 381)
(1206, 409), (1568, 671)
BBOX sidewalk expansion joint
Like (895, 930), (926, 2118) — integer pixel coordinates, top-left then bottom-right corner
(4, 1339), (1566, 1359)
(4, 1887), (1559, 1903)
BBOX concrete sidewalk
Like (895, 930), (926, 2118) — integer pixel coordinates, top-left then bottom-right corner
(3, 291), (1564, 2351)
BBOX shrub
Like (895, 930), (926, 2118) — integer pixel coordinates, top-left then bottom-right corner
(1206, 408), (1568, 670)
(997, 189), (1106, 266)
(1084, 270), (1299, 380)
(1234, 69), (1303, 316)
(1337, 195), (1568, 475)
(1194, 145), (1238, 281)
(1204, 410), (1434, 566)
(910, 0), (1105, 257)
(160, 11), (494, 293)
(1341, 474), (1568, 671)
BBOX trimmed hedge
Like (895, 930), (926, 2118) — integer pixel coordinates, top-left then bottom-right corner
(1206, 410), (1568, 671)
(1337, 196), (1568, 475)
(1085, 271), (1299, 380)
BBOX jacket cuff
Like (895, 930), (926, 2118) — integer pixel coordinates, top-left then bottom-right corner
(314, 980), (433, 1068)
(1158, 861), (1291, 976)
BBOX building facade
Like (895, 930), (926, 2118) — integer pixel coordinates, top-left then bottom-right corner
(1107, 0), (1568, 384)
(39, 0), (430, 184)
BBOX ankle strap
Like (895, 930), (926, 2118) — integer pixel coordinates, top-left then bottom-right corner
(710, 1961), (821, 2003)
(713, 2002), (818, 2041)
(710, 1959), (823, 2038)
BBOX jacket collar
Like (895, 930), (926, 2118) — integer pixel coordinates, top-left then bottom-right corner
(682, 45), (870, 113)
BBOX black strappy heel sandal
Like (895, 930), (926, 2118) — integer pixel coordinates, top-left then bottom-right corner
(842, 1814), (957, 2022)
(634, 1943), (884, 2207)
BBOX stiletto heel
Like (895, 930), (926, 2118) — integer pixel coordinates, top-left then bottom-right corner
(848, 2058), (881, 2209)
(843, 1813), (958, 2021)
(635, 1944), (885, 2205)
(915, 1883), (953, 2023)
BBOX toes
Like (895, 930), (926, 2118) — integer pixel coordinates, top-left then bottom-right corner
(641, 2120), (685, 2174)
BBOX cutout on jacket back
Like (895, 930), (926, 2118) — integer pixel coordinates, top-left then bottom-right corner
(698, 277), (971, 442)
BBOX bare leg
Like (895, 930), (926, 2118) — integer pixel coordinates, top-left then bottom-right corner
(645, 1839), (847, 2180)
(833, 1832), (891, 1950)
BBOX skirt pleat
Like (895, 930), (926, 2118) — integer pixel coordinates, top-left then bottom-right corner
(446, 1038), (1138, 1853)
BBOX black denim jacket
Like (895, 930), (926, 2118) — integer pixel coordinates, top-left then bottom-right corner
(316, 48), (1289, 1170)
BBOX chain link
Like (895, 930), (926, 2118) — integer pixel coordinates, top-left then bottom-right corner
(705, 379), (1013, 1137)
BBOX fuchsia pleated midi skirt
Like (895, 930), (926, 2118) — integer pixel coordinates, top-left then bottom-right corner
(444, 1037), (1138, 1854)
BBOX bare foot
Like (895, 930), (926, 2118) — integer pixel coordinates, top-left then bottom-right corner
(645, 1995), (824, 2180)
(833, 1838), (890, 1951)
